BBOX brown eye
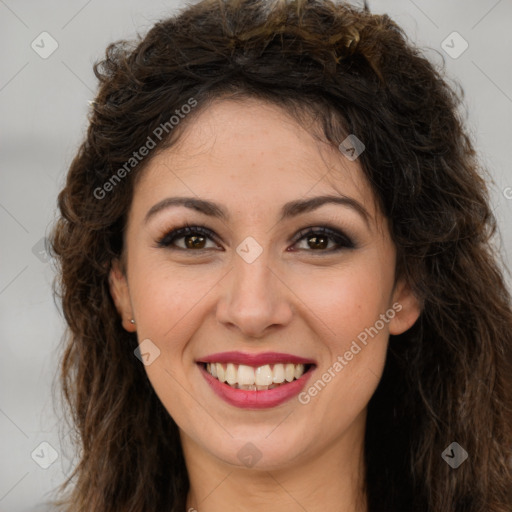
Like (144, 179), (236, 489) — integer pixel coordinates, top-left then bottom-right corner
(305, 234), (329, 250)
(156, 224), (355, 254)
(292, 227), (355, 252)
(157, 225), (220, 250)
(183, 234), (207, 249)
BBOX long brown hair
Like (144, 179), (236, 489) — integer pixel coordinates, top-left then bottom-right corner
(49, 0), (512, 510)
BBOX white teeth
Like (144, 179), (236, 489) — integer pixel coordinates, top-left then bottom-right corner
(272, 363), (285, 383)
(255, 364), (273, 386)
(204, 362), (310, 388)
(226, 363), (237, 385)
(216, 363), (226, 382)
(237, 364), (255, 385)
(285, 363), (295, 382)
(294, 363), (305, 379)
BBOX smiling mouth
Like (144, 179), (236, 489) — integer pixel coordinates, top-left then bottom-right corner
(199, 362), (315, 390)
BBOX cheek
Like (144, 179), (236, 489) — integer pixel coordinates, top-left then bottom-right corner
(129, 255), (218, 338)
(126, 259), (208, 425)
(305, 257), (394, 406)
(290, 256), (394, 348)
(290, 253), (394, 408)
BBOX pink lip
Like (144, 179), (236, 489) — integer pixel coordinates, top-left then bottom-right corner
(197, 362), (315, 409)
(197, 351), (316, 367)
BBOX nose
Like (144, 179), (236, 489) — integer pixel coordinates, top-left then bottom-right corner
(215, 248), (293, 339)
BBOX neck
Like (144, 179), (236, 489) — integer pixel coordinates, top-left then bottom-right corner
(181, 412), (368, 512)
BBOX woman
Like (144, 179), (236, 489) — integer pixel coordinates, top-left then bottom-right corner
(49, 0), (512, 510)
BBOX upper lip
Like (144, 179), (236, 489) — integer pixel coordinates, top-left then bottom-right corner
(197, 351), (316, 367)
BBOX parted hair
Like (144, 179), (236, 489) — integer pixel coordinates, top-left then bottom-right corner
(49, 0), (512, 510)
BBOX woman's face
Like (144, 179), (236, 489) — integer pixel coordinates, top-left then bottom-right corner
(109, 98), (420, 471)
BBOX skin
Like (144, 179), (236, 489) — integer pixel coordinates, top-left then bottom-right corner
(109, 98), (421, 512)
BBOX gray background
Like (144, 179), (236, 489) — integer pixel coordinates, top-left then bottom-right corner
(1, 0), (511, 510)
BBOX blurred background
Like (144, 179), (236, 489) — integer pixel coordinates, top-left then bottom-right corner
(1, 0), (511, 510)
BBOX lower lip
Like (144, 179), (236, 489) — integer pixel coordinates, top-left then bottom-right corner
(198, 364), (315, 409)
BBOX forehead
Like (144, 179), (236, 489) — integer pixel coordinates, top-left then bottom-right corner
(132, 98), (378, 223)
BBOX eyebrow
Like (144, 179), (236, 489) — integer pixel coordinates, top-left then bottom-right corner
(144, 194), (371, 227)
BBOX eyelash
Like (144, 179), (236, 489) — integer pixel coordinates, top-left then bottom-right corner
(155, 223), (356, 253)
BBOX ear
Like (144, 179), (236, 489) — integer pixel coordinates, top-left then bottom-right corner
(388, 279), (421, 335)
(109, 259), (136, 332)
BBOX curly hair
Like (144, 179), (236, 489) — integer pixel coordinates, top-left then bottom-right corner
(48, 0), (512, 510)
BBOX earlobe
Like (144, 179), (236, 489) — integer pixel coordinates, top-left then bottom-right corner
(389, 280), (422, 335)
(109, 259), (136, 332)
